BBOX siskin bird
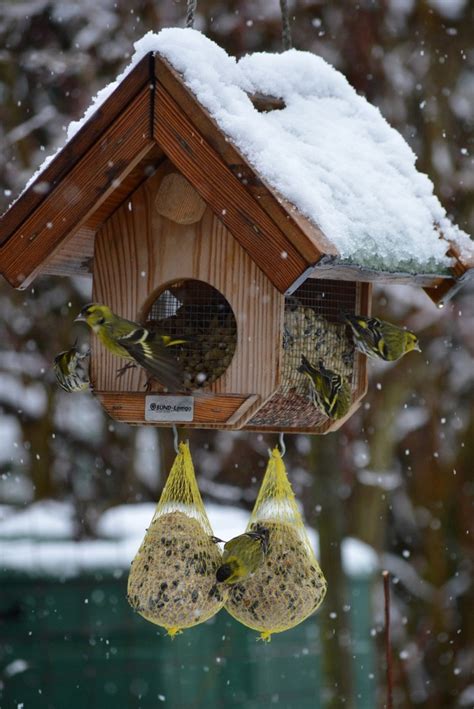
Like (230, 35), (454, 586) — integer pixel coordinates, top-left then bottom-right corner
(298, 355), (351, 420)
(343, 313), (421, 362)
(215, 527), (269, 585)
(74, 303), (185, 391)
(53, 345), (90, 393)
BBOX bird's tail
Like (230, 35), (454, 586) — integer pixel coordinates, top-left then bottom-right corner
(297, 354), (313, 374)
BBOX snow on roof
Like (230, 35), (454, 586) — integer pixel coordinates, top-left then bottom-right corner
(154, 28), (471, 273)
(17, 28), (472, 273)
(0, 500), (377, 578)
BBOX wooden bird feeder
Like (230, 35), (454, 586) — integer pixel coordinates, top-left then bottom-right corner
(1, 45), (472, 434)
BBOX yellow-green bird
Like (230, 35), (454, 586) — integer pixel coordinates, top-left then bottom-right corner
(298, 355), (351, 420)
(53, 345), (90, 393)
(343, 313), (421, 361)
(74, 303), (184, 391)
(215, 527), (269, 585)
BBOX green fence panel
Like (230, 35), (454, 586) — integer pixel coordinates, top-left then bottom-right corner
(0, 571), (375, 709)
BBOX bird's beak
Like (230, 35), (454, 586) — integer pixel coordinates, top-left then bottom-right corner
(415, 342), (422, 352)
(74, 313), (86, 323)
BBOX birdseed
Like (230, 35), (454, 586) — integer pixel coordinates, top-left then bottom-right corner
(127, 511), (227, 634)
(224, 521), (327, 635)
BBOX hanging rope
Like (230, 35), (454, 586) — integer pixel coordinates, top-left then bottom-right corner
(279, 0), (292, 50)
(278, 432), (286, 457)
(172, 424), (180, 454)
(186, 0), (197, 28)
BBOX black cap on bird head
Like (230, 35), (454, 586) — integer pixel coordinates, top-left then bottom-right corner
(216, 563), (233, 583)
(74, 303), (97, 322)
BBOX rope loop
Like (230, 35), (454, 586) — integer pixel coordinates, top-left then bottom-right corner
(186, 0), (197, 28)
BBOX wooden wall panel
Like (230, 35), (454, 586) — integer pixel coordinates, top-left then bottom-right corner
(92, 162), (283, 427)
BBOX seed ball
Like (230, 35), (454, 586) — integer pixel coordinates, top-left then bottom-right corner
(224, 521), (327, 637)
(127, 511), (227, 635)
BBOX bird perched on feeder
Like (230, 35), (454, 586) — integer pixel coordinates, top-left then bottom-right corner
(343, 314), (421, 362)
(74, 303), (185, 391)
(298, 355), (351, 420)
(53, 344), (90, 393)
(214, 527), (269, 585)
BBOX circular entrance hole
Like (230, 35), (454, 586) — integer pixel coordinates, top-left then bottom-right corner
(145, 280), (237, 389)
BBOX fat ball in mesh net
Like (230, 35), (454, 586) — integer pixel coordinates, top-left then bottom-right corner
(224, 447), (327, 641)
(127, 441), (227, 637)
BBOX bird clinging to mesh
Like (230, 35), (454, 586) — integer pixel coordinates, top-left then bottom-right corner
(74, 303), (185, 391)
(53, 344), (90, 393)
(298, 355), (351, 420)
(343, 313), (421, 362)
(215, 527), (269, 585)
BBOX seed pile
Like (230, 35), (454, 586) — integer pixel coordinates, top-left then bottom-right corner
(127, 511), (227, 635)
(150, 308), (237, 389)
(176, 312), (236, 388)
(224, 521), (327, 637)
(282, 308), (354, 394)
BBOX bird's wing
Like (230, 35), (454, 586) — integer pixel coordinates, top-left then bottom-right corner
(324, 380), (340, 417)
(223, 536), (241, 555)
(117, 327), (183, 391)
(363, 318), (391, 358)
(348, 316), (387, 357)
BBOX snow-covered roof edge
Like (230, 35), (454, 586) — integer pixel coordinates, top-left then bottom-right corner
(151, 28), (473, 275)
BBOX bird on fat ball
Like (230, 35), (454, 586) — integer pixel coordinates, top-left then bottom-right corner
(214, 527), (269, 585)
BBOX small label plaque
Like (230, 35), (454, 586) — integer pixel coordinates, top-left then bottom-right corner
(145, 395), (194, 423)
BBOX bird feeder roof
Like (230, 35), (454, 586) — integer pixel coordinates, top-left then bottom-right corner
(1, 28), (472, 304)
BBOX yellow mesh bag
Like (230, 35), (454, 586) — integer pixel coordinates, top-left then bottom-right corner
(127, 441), (227, 637)
(224, 447), (327, 641)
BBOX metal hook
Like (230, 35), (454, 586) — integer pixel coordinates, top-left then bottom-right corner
(172, 424), (180, 455)
(278, 432), (286, 457)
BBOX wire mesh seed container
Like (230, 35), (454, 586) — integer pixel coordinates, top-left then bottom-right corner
(145, 279), (238, 390)
(245, 278), (370, 433)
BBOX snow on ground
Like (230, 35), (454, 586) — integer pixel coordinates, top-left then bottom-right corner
(14, 28), (472, 273)
(0, 500), (377, 578)
(0, 500), (74, 539)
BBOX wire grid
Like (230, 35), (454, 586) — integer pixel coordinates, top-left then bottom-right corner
(145, 279), (237, 389)
(250, 279), (358, 428)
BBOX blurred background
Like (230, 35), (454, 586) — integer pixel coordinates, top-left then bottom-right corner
(0, 1), (473, 707)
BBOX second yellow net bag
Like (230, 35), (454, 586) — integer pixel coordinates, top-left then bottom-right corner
(224, 447), (327, 640)
(127, 441), (227, 636)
